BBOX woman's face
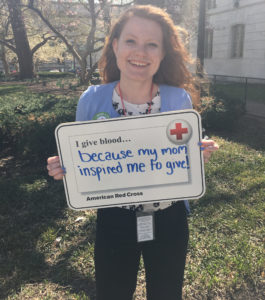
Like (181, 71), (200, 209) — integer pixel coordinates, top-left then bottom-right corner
(112, 16), (164, 84)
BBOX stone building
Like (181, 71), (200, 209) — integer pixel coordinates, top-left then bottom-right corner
(202, 0), (265, 79)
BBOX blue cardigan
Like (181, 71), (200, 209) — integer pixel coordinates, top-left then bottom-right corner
(75, 81), (192, 212)
(76, 81), (192, 121)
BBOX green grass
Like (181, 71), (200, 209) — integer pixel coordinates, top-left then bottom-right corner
(1, 133), (264, 300)
(184, 136), (265, 299)
(213, 82), (265, 104)
(0, 84), (26, 96)
(0, 85), (264, 299)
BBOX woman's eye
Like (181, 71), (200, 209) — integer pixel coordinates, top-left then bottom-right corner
(148, 43), (158, 48)
(126, 39), (135, 44)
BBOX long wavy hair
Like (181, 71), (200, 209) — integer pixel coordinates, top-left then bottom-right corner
(98, 5), (198, 104)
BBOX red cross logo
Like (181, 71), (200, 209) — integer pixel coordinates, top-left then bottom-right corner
(170, 123), (188, 140)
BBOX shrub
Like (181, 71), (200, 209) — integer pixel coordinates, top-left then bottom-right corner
(90, 71), (101, 85)
(37, 72), (75, 79)
(0, 71), (20, 82)
(199, 90), (245, 131)
(0, 91), (78, 162)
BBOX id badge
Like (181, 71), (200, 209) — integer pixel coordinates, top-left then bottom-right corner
(136, 211), (155, 242)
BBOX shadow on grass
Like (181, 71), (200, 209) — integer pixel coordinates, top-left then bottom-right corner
(191, 178), (264, 214)
(0, 85), (26, 96)
(209, 115), (265, 152)
(0, 167), (96, 300)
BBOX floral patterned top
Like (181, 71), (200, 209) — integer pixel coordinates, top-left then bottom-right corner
(112, 88), (177, 212)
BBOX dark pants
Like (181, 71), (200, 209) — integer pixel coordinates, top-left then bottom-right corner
(95, 201), (189, 300)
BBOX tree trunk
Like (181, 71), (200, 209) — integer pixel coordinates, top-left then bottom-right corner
(196, 0), (206, 77)
(79, 58), (88, 84)
(7, 0), (34, 79)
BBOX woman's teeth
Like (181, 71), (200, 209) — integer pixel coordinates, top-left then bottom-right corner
(129, 60), (148, 67)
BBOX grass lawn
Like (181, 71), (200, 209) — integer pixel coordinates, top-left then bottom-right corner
(0, 84), (27, 96)
(0, 83), (264, 300)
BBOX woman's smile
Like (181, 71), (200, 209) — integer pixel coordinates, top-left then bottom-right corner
(128, 59), (149, 67)
(128, 58), (150, 68)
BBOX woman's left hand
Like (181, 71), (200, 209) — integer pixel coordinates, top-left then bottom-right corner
(200, 139), (219, 163)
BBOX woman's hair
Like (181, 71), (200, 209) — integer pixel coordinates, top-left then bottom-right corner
(98, 5), (198, 103)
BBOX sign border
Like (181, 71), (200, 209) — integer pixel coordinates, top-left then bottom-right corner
(55, 110), (205, 210)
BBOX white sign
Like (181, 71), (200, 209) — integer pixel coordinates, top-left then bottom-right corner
(55, 110), (205, 210)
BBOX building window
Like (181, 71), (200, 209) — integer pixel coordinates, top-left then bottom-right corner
(233, 0), (240, 8)
(205, 29), (213, 58)
(207, 0), (216, 10)
(231, 24), (245, 58)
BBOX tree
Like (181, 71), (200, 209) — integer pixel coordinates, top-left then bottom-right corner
(0, 44), (10, 76)
(0, 2), (11, 75)
(26, 0), (105, 83)
(6, 0), (34, 79)
(133, 0), (194, 26)
(26, 0), (131, 84)
(196, 0), (206, 77)
(0, 0), (58, 79)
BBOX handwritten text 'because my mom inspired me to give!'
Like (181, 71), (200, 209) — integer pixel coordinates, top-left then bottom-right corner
(75, 137), (190, 182)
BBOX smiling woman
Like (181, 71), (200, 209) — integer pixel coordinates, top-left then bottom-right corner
(47, 4), (219, 300)
(99, 5), (197, 104)
(112, 16), (165, 97)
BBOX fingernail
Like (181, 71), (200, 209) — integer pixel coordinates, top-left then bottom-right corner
(200, 147), (205, 151)
(62, 167), (66, 174)
(198, 142), (203, 146)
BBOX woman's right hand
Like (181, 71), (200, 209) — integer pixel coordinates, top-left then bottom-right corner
(47, 156), (65, 180)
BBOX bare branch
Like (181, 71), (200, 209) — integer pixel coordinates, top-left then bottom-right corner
(24, 1), (82, 63)
(0, 39), (17, 54)
(82, 0), (97, 57)
(92, 45), (104, 53)
(94, 37), (106, 44)
(31, 35), (57, 54)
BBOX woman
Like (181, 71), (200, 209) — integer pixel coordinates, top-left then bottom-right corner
(47, 5), (219, 300)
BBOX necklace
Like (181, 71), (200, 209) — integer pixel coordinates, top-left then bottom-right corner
(117, 82), (154, 116)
